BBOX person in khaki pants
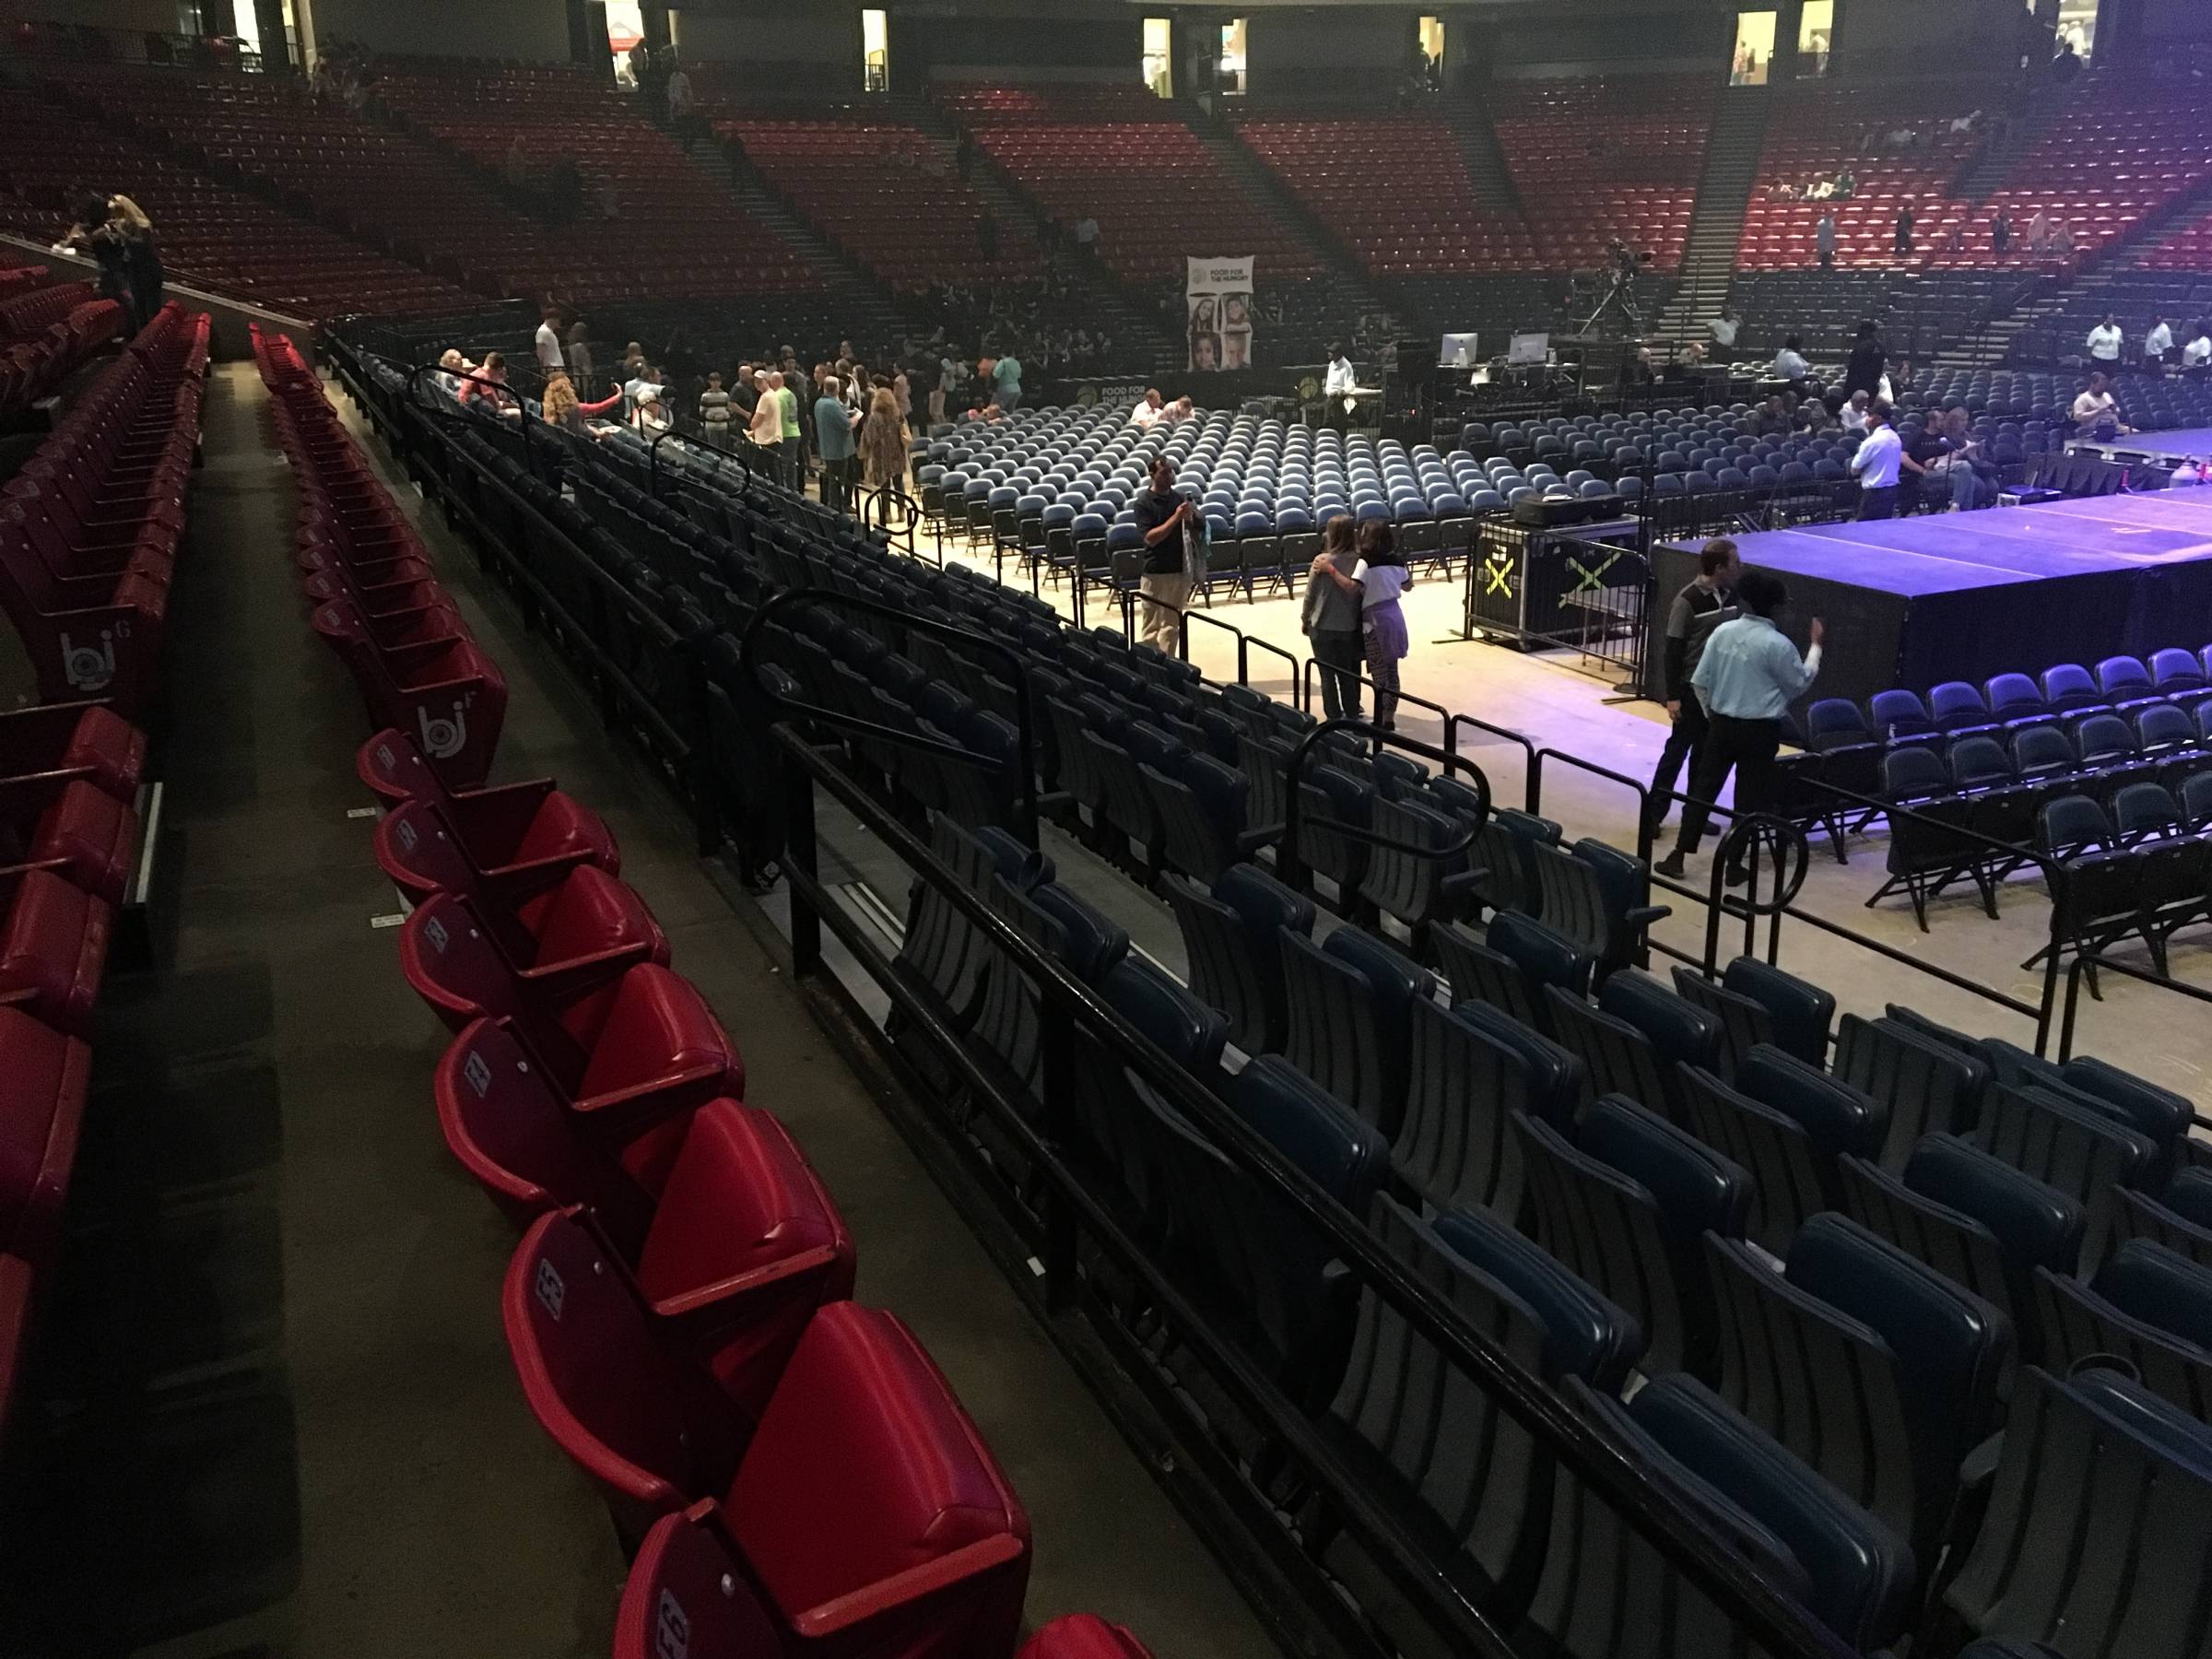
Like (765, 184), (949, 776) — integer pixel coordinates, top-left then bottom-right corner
(1131, 455), (1194, 654)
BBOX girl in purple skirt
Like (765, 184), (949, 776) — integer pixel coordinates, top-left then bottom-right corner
(1310, 520), (1414, 730)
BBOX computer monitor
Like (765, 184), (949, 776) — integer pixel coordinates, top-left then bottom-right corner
(1439, 332), (1478, 368)
(1508, 332), (1550, 367)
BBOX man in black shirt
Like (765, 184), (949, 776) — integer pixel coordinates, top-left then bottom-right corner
(1645, 538), (1740, 839)
(1131, 455), (1196, 654)
(1841, 321), (1887, 402)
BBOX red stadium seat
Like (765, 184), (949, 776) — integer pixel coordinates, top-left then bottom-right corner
(614, 1501), (784, 1659)
(0, 703), (147, 803)
(372, 782), (619, 907)
(398, 864), (669, 1032)
(434, 962), (744, 1222)
(0, 779), (138, 908)
(507, 1214), (1030, 1653)
(1018, 1616), (1157, 1659)
(0, 867), (112, 1040)
(0, 1004), (89, 1271)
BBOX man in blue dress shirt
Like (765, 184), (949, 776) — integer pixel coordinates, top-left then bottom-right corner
(1654, 569), (1824, 883)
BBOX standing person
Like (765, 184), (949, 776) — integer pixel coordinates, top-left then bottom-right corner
(1645, 538), (1741, 840)
(62, 194), (135, 326)
(699, 371), (733, 433)
(1653, 570), (1824, 883)
(1816, 210), (1837, 270)
(665, 56), (695, 151)
(814, 375), (859, 512)
(1841, 320), (1886, 402)
(975, 208), (998, 262)
(774, 369), (802, 488)
(1324, 343), (1357, 430)
(859, 384), (910, 496)
(2144, 314), (2173, 376)
(2085, 312), (2124, 369)
(566, 321), (594, 391)
(1301, 514), (1364, 721)
(1893, 202), (1916, 259)
(1991, 206), (2012, 255)
(2027, 209), (2049, 255)
(1306, 520), (1414, 732)
(747, 370), (783, 472)
(1850, 405), (1904, 518)
(990, 347), (1022, 413)
(1131, 456), (1198, 655)
(1708, 306), (1740, 357)
(930, 346), (959, 426)
(534, 305), (565, 376)
(890, 362), (912, 424)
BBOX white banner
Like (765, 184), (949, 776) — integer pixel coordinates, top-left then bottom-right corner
(1186, 255), (1255, 372)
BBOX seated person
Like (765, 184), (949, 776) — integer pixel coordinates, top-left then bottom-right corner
(2070, 371), (2130, 440)
(1839, 389), (1872, 433)
(1129, 388), (1166, 427)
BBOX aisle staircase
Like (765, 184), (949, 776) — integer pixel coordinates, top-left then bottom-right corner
(1188, 118), (1406, 343)
(1656, 85), (1771, 348)
(1437, 91), (1524, 218)
(901, 93), (1179, 370)
(693, 138), (912, 347)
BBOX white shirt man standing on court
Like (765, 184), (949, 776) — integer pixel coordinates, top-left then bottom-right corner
(1850, 406), (1903, 518)
(2145, 315), (2173, 375)
(1655, 568), (1823, 885)
(2086, 313), (2124, 367)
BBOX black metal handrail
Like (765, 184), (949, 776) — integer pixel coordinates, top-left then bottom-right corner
(737, 588), (1041, 845)
(645, 422), (761, 503)
(1297, 659), (1457, 742)
(1276, 716), (1491, 890)
(767, 723), (1856, 1659)
(2057, 952), (2212, 1064)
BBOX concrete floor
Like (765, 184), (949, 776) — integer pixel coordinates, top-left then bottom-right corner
(0, 363), (1277, 1657)
(935, 531), (2212, 1101)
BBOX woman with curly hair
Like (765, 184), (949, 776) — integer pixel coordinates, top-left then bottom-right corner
(859, 383), (911, 495)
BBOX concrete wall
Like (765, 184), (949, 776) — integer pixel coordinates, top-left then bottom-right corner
(672, 1), (861, 94)
(1829, 0), (2022, 78)
(302, 0), (571, 61)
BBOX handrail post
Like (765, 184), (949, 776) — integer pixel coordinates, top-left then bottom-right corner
(782, 746), (822, 977)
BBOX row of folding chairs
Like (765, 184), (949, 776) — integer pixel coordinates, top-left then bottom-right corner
(266, 327), (1148, 1659)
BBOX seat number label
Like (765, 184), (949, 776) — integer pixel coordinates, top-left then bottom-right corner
(423, 915), (448, 954)
(533, 1257), (565, 1322)
(653, 1589), (690, 1658)
(463, 1050), (492, 1098)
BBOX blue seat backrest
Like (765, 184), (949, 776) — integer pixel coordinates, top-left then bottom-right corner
(1974, 1084), (2159, 1267)
(1607, 1374), (1916, 1654)
(1225, 1051), (1388, 1212)
(1323, 925), (1437, 1104)
(2096, 1238), (2212, 1354)
(1101, 955), (1228, 1076)
(1032, 881), (1131, 984)
(1721, 956), (1834, 1067)
(1836, 1014), (1986, 1170)
(1789, 1212), (2013, 1472)
(1581, 1094), (1749, 1241)
(1544, 985), (1669, 1115)
(1739, 1044), (1886, 1159)
(1435, 1203), (1645, 1389)
(1218, 860), (1315, 937)
(975, 825), (1053, 890)
(1455, 1000), (1584, 1124)
(1488, 912), (1594, 1003)
(2062, 1055), (2195, 1154)
(1597, 969), (1723, 1076)
(1905, 1131), (2087, 1277)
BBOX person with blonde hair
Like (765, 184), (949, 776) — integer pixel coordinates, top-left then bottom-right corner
(541, 368), (622, 433)
(860, 384), (910, 495)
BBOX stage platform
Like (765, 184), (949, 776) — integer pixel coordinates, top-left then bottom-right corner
(1653, 490), (2212, 708)
(2069, 425), (2212, 467)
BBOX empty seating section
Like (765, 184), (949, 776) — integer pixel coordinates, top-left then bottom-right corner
(371, 59), (817, 299)
(1980, 74), (2212, 266)
(941, 85), (1318, 289)
(0, 274), (125, 421)
(723, 115), (1039, 291)
(1238, 117), (1537, 276)
(49, 69), (593, 305)
(1487, 76), (1712, 272)
(1737, 89), (1981, 268)
(0, 84), (474, 319)
(2139, 203), (2212, 272)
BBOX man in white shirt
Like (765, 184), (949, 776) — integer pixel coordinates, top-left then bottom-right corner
(1074, 217), (1100, 251)
(1324, 345), (1357, 429)
(2071, 371), (2129, 439)
(1840, 389), (1871, 433)
(1771, 335), (1809, 383)
(2086, 313), (2124, 366)
(2144, 315), (2173, 375)
(1815, 212), (1836, 269)
(1129, 388), (1165, 428)
(1709, 309), (1739, 352)
(2184, 326), (2212, 376)
(534, 307), (564, 375)
(1850, 406), (1904, 518)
